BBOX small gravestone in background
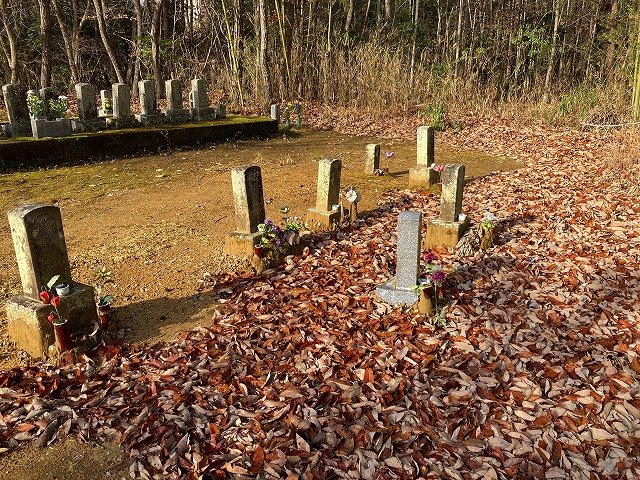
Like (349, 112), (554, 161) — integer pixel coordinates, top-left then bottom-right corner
(409, 126), (439, 188)
(189, 78), (214, 121)
(163, 79), (191, 122)
(134, 79), (164, 125)
(1, 83), (32, 137)
(223, 166), (266, 257)
(424, 164), (470, 248)
(215, 102), (226, 119)
(365, 144), (380, 174)
(271, 104), (280, 124)
(376, 211), (422, 306)
(107, 83), (135, 128)
(98, 89), (112, 117)
(5, 203), (98, 357)
(306, 158), (342, 228)
(74, 83), (105, 132)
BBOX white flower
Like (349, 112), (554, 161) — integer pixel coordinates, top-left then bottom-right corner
(483, 212), (497, 221)
(344, 187), (361, 203)
(58, 95), (68, 101)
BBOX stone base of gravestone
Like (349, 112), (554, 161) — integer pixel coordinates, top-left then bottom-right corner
(106, 117), (137, 129)
(306, 208), (341, 229)
(216, 103), (227, 119)
(31, 118), (73, 139)
(163, 108), (192, 123)
(5, 282), (98, 358)
(72, 118), (107, 132)
(2, 122), (33, 137)
(424, 217), (470, 248)
(376, 278), (419, 306)
(408, 166), (440, 188)
(191, 107), (215, 121)
(97, 109), (112, 117)
(223, 231), (263, 257)
(134, 112), (165, 126)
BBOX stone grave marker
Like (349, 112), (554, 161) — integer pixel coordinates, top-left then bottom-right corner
(306, 158), (342, 228)
(135, 79), (163, 125)
(30, 86), (72, 138)
(107, 83), (135, 128)
(98, 89), (112, 116)
(223, 166), (266, 256)
(1, 83), (32, 136)
(376, 211), (422, 306)
(73, 83), (105, 132)
(271, 104), (280, 123)
(409, 126), (439, 188)
(216, 102), (226, 119)
(163, 79), (191, 122)
(5, 203), (98, 357)
(39, 87), (60, 120)
(189, 78), (214, 121)
(424, 164), (470, 248)
(365, 144), (380, 174)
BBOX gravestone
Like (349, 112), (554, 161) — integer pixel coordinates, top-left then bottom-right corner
(75, 83), (97, 121)
(134, 79), (163, 125)
(189, 78), (214, 121)
(306, 158), (342, 228)
(107, 83), (135, 128)
(424, 164), (470, 248)
(98, 89), (112, 117)
(1, 83), (32, 136)
(5, 203), (98, 357)
(271, 104), (280, 123)
(31, 118), (73, 138)
(216, 102), (226, 119)
(376, 211), (422, 306)
(365, 144), (380, 174)
(223, 166), (266, 257)
(39, 87), (60, 120)
(163, 79), (191, 122)
(409, 126), (439, 188)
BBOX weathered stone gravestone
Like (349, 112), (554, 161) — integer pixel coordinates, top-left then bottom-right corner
(1, 83), (32, 137)
(306, 158), (342, 228)
(216, 102), (226, 119)
(107, 83), (135, 128)
(271, 104), (280, 123)
(98, 89), (112, 117)
(31, 118), (73, 139)
(73, 83), (105, 132)
(135, 79), (163, 125)
(409, 126), (439, 188)
(5, 203), (98, 357)
(365, 144), (380, 174)
(376, 211), (422, 306)
(424, 164), (470, 248)
(223, 166), (266, 257)
(163, 79), (191, 122)
(189, 78), (214, 121)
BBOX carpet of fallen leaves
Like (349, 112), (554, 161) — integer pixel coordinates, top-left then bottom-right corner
(2, 110), (640, 480)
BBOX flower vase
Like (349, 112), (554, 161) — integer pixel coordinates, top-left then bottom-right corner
(54, 319), (73, 351)
(297, 114), (301, 128)
(254, 245), (264, 258)
(286, 118), (291, 129)
(436, 285), (445, 301)
(97, 304), (112, 329)
(418, 286), (434, 315)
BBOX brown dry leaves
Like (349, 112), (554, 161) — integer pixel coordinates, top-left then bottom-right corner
(1, 115), (640, 479)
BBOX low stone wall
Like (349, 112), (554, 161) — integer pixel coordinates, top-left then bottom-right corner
(0, 115), (278, 172)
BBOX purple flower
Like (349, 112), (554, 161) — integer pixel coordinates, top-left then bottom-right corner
(275, 240), (282, 247)
(386, 151), (394, 158)
(430, 270), (447, 285)
(423, 252), (438, 263)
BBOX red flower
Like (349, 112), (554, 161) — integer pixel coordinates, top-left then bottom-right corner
(39, 290), (51, 304)
(51, 296), (61, 308)
(47, 313), (56, 324)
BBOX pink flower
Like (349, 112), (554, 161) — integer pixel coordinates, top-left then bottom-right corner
(423, 252), (438, 263)
(432, 164), (445, 172)
(39, 290), (51, 304)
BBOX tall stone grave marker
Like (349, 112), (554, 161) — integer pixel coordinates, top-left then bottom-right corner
(98, 89), (112, 116)
(135, 79), (163, 125)
(365, 144), (380, 174)
(409, 126), (439, 188)
(163, 79), (191, 122)
(189, 78), (214, 121)
(75, 83), (97, 122)
(306, 158), (342, 228)
(5, 203), (98, 357)
(223, 166), (266, 257)
(1, 83), (32, 136)
(376, 211), (422, 306)
(107, 83), (135, 127)
(271, 104), (280, 123)
(424, 164), (470, 248)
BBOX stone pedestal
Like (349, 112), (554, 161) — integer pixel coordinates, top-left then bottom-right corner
(31, 118), (73, 138)
(134, 113), (164, 125)
(6, 283), (97, 358)
(409, 165), (439, 188)
(424, 217), (470, 248)
(223, 231), (263, 257)
(163, 109), (192, 122)
(306, 208), (342, 229)
(190, 107), (214, 121)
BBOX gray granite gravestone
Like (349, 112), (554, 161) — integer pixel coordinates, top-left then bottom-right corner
(5, 203), (98, 357)
(306, 158), (342, 228)
(75, 83), (97, 121)
(365, 144), (380, 174)
(107, 83), (135, 128)
(1, 83), (32, 136)
(223, 166), (266, 256)
(189, 78), (214, 121)
(376, 211), (422, 306)
(135, 79), (163, 125)
(163, 79), (191, 122)
(98, 89), (112, 116)
(409, 126), (439, 188)
(271, 104), (280, 123)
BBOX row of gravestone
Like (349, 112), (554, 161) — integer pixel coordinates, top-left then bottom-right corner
(1, 78), (226, 139)
(4, 126), (466, 358)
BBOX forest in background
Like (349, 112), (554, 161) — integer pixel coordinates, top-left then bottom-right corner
(0, 0), (637, 126)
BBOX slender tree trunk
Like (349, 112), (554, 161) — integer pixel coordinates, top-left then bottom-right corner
(409, 0), (419, 87)
(258, 0), (272, 102)
(543, 0), (560, 101)
(0, 0), (18, 82)
(38, 0), (53, 88)
(454, 0), (463, 75)
(384, 0), (391, 22)
(132, 0), (143, 97)
(605, 0), (618, 79)
(92, 0), (125, 83)
(151, 0), (167, 98)
(233, 0), (244, 87)
(344, 0), (354, 33)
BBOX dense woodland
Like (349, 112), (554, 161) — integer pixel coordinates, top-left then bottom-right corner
(0, 0), (637, 123)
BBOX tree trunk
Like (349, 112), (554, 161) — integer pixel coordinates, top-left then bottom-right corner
(0, 0), (18, 82)
(409, 0), (419, 87)
(543, 0), (560, 101)
(258, 0), (272, 102)
(132, 0), (143, 97)
(38, 0), (53, 88)
(605, 0), (618, 79)
(344, 0), (354, 33)
(151, 0), (167, 98)
(92, 0), (125, 83)
(454, 0), (463, 76)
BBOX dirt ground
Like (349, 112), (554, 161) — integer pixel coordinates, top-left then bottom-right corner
(0, 128), (517, 478)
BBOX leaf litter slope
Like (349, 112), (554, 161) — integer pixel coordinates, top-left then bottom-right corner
(1, 118), (640, 479)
